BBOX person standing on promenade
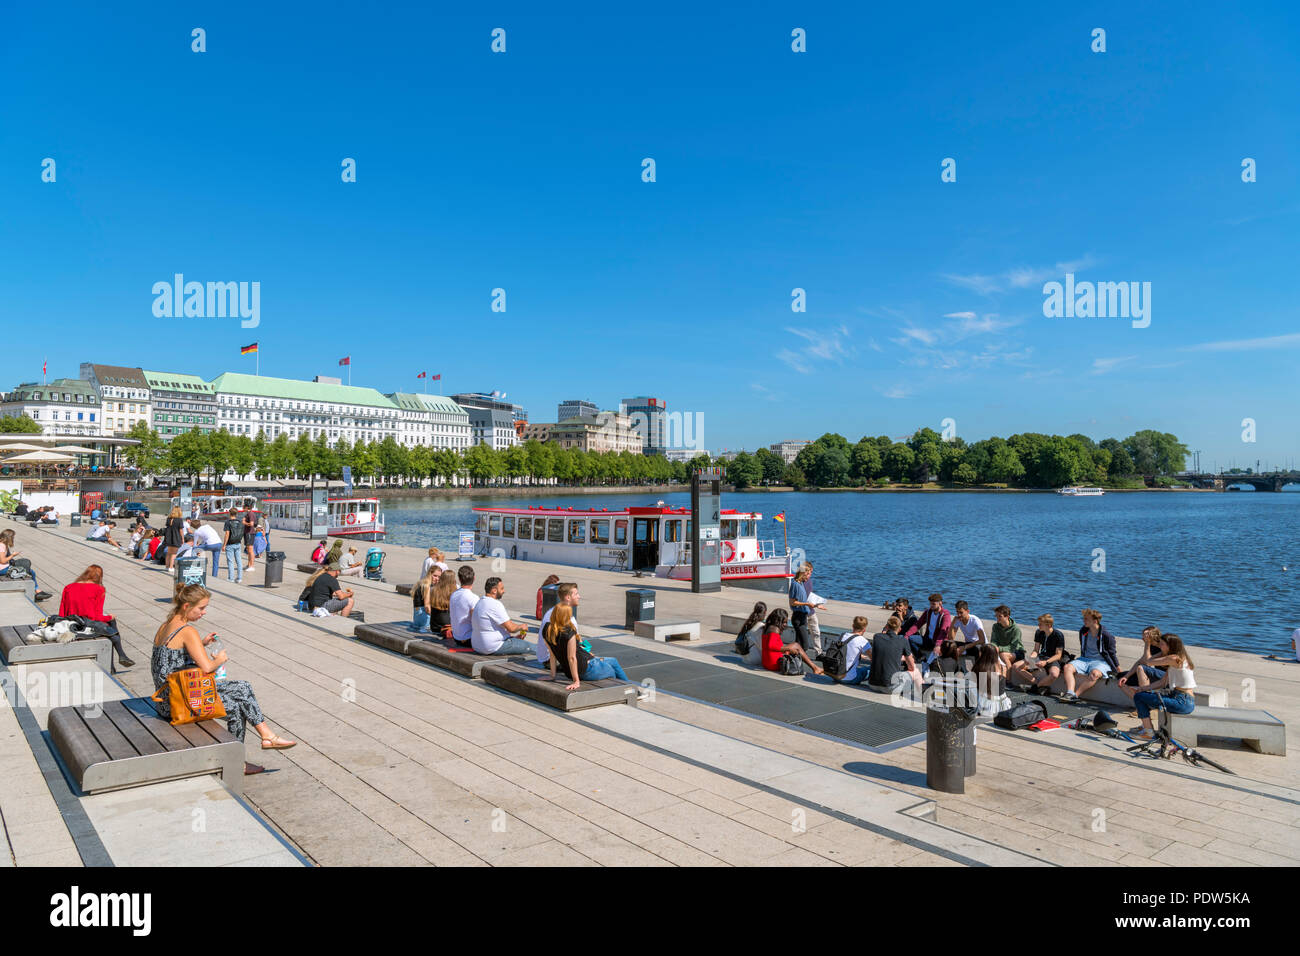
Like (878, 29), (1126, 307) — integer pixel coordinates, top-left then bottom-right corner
(449, 565), (479, 648)
(788, 566), (818, 655)
(152, 584), (295, 776)
(1119, 634), (1197, 740)
(242, 509), (258, 573)
(537, 582), (579, 665)
(221, 508), (246, 583)
(906, 593), (952, 659)
(1022, 613), (1068, 695)
(470, 577), (531, 655)
(1059, 608), (1120, 701)
(800, 561), (825, 657)
(163, 505), (185, 571)
(760, 608), (824, 676)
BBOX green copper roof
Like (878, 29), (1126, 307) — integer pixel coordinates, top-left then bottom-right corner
(209, 372), (397, 408)
(144, 370), (215, 394)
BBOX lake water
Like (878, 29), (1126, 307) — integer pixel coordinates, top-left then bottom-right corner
(377, 489), (1299, 657)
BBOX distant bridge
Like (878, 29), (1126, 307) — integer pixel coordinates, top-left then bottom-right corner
(1182, 472), (1300, 492)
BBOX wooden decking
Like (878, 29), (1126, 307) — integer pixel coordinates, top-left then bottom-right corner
(3, 521), (1297, 867)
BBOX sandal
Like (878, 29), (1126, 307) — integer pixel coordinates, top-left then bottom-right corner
(244, 762), (266, 775)
(260, 734), (297, 750)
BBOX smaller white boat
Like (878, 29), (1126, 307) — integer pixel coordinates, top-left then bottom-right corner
(170, 493), (260, 518)
(1057, 486), (1105, 496)
(262, 496), (386, 541)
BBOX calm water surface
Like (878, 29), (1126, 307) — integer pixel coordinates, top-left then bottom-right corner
(377, 490), (1300, 656)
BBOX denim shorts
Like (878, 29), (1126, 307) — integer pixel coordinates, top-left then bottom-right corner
(1070, 657), (1112, 677)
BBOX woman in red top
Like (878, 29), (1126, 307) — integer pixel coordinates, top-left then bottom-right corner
(59, 565), (134, 669)
(760, 608), (824, 676)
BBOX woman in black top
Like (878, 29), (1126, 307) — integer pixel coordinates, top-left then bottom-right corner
(429, 571), (456, 638)
(972, 644), (1011, 716)
(409, 566), (440, 633)
(163, 506), (185, 570)
(543, 606), (630, 689)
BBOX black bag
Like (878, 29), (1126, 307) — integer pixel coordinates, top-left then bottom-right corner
(734, 633), (751, 655)
(818, 638), (849, 679)
(994, 699), (1048, 730)
(778, 653), (805, 676)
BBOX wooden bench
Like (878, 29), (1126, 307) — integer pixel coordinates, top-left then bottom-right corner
(0, 624), (113, 672)
(634, 619), (701, 643)
(1161, 706), (1286, 756)
(48, 698), (245, 795)
(353, 621), (526, 677)
(480, 660), (638, 711)
(296, 562), (321, 574)
(395, 583), (413, 596)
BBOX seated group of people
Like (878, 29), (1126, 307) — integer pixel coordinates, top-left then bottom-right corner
(310, 539), (369, 576)
(743, 593), (1199, 735)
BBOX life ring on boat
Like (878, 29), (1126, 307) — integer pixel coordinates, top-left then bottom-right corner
(346, 513), (356, 525)
(721, 541), (735, 563)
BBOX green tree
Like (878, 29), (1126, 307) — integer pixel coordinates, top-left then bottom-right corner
(783, 463), (806, 487)
(122, 421), (165, 473)
(205, 429), (232, 485)
(1124, 430), (1188, 475)
(229, 435), (256, 478)
(938, 443), (966, 482)
(1107, 445), (1135, 478)
(1035, 436), (1088, 487)
(464, 443), (499, 486)
(850, 440), (882, 482)
(883, 443), (915, 481)
(502, 444), (529, 484)
(269, 433), (294, 478)
(728, 451), (760, 489)
(987, 443), (1026, 484)
(755, 447), (785, 485)
(0, 414), (42, 434)
(167, 429), (207, 484)
(811, 446), (851, 486)
(251, 432), (271, 477)
(953, 462), (978, 485)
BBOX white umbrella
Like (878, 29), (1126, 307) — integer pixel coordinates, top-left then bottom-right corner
(0, 442), (50, 452)
(52, 445), (107, 455)
(3, 451), (75, 463)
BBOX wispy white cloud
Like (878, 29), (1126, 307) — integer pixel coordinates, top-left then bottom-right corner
(942, 255), (1098, 295)
(777, 325), (854, 374)
(880, 385), (911, 399)
(942, 311), (978, 321)
(1090, 355), (1137, 375)
(1181, 332), (1300, 352)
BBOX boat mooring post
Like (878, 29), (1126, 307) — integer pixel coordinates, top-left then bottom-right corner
(690, 467), (724, 593)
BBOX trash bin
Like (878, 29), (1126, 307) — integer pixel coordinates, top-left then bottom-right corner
(925, 676), (978, 794)
(70, 514), (82, 527)
(625, 588), (655, 629)
(175, 555), (206, 590)
(264, 551), (286, 588)
(540, 583), (558, 618)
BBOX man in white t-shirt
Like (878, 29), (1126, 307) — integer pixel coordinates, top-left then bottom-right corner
(339, 547), (362, 576)
(191, 522), (224, 574)
(470, 577), (531, 655)
(537, 582), (580, 664)
(449, 565), (480, 647)
(949, 600), (987, 658)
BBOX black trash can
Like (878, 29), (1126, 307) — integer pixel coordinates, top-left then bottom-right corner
(175, 555), (206, 590)
(925, 677), (978, 794)
(625, 588), (655, 629)
(540, 583), (559, 618)
(264, 551), (286, 588)
(70, 514), (82, 528)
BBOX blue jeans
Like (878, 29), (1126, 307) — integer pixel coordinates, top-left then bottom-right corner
(583, 657), (629, 681)
(411, 608), (430, 632)
(224, 544), (244, 581)
(1134, 689), (1194, 720)
(202, 543), (223, 573)
(491, 636), (532, 655)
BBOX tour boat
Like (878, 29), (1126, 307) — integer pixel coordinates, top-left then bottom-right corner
(1056, 486), (1105, 496)
(472, 504), (794, 592)
(262, 496), (386, 541)
(169, 492), (260, 518)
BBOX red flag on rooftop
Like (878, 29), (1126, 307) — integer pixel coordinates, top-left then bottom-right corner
(416, 371), (426, 379)
(431, 374), (441, 381)
(339, 356), (351, 366)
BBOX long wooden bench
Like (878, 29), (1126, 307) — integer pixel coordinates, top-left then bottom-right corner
(0, 623), (113, 672)
(634, 619), (701, 643)
(48, 698), (245, 795)
(353, 621), (527, 677)
(296, 562), (320, 574)
(395, 583), (413, 597)
(1161, 706), (1286, 756)
(481, 660), (638, 711)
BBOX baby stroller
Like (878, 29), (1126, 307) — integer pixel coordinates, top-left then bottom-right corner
(364, 547), (385, 582)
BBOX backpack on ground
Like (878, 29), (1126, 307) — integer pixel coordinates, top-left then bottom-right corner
(734, 632), (751, 655)
(818, 636), (851, 679)
(778, 653), (805, 676)
(993, 699), (1048, 730)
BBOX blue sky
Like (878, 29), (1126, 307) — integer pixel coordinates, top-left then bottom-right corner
(3, 1), (1298, 470)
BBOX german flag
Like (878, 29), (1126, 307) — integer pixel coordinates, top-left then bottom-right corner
(240, 342), (258, 355)
(773, 512), (786, 523)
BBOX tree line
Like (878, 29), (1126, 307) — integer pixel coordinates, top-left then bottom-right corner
(121, 423), (699, 487)
(723, 429), (1189, 489)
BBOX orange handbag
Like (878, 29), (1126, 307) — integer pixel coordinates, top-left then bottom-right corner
(151, 668), (227, 725)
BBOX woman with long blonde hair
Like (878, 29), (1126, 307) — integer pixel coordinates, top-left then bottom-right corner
(543, 605), (630, 691)
(152, 584), (295, 775)
(430, 570), (458, 638)
(410, 565), (441, 633)
(163, 505), (185, 570)
(1122, 633), (1197, 740)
